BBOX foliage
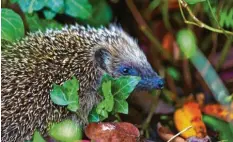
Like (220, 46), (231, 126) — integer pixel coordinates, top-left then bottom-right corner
(184, 0), (206, 4)
(88, 74), (141, 122)
(25, 13), (62, 32)
(1, 8), (24, 42)
(48, 120), (82, 142)
(50, 76), (80, 112)
(203, 115), (233, 140)
(176, 29), (197, 58)
(32, 131), (46, 142)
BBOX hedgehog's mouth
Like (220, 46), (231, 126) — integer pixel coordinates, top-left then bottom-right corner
(136, 77), (165, 90)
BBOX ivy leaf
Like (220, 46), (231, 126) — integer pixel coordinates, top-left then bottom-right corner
(50, 84), (69, 106)
(176, 29), (197, 58)
(96, 81), (113, 118)
(113, 99), (128, 114)
(63, 76), (80, 112)
(184, 0), (206, 4)
(1, 8), (24, 42)
(101, 81), (114, 112)
(88, 107), (100, 122)
(48, 120), (82, 142)
(46, 0), (64, 13)
(64, 0), (92, 19)
(18, 0), (46, 14)
(32, 130), (46, 142)
(112, 76), (141, 100)
(43, 10), (56, 20)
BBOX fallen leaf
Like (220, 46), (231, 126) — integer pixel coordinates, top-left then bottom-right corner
(174, 102), (207, 138)
(156, 122), (186, 142)
(202, 104), (233, 122)
(85, 122), (140, 142)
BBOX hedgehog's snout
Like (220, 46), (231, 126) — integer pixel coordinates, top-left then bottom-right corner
(156, 78), (165, 89)
(136, 75), (165, 90)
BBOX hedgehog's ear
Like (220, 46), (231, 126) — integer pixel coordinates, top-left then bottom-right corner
(95, 48), (111, 70)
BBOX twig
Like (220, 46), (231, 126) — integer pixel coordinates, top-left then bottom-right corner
(178, 0), (233, 36)
(126, 0), (172, 61)
(216, 38), (232, 70)
(167, 125), (193, 142)
(141, 90), (161, 136)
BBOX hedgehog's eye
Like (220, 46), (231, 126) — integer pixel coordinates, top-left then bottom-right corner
(122, 68), (129, 74)
(119, 66), (138, 76)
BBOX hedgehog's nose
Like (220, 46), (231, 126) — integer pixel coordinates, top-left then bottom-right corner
(158, 78), (165, 89)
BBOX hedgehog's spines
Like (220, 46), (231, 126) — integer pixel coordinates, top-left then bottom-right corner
(1, 23), (148, 142)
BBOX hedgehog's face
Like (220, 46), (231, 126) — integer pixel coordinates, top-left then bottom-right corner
(94, 46), (164, 91)
(94, 28), (164, 91)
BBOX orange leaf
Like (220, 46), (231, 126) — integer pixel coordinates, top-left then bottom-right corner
(174, 102), (207, 138)
(203, 104), (233, 122)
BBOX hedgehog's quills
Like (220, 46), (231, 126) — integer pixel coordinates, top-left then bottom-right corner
(1, 24), (164, 142)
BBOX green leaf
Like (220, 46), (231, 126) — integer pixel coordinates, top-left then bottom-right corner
(50, 84), (69, 106)
(63, 76), (80, 112)
(10, 0), (18, 3)
(1, 8), (24, 42)
(25, 13), (62, 32)
(43, 10), (56, 20)
(176, 29), (197, 58)
(88, 107), (100, 122)
(32, 130), (46, 142)
(49, 119), (82, 142)
(18, 0), (46, 14)
(82, 0), (112, 26)
(167, 67), (180, 81)
(101, 81), (114, 111)
(46, 0), (64, 13)
(25, 14), (44, 32)
(112, 76), (141, 100)
(96, 81), (114, 118)
(64, 0), (92, 19)
(184, 0), (206, 4)
(203, 115), (233, 140)
(113, 99), (128, 114)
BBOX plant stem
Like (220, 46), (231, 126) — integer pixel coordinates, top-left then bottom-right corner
(178, 0), (233, 36)
(126, 0), (172, 61)
(216, 37), (233, 70)
(141, 90), (161, 136)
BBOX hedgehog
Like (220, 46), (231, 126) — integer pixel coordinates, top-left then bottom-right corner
(1, 24), (165, 142)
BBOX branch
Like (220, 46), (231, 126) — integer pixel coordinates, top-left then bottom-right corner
(178, 0), (233, 36)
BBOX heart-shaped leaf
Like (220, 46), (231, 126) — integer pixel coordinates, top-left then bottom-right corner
(1, 8), (24, 42)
